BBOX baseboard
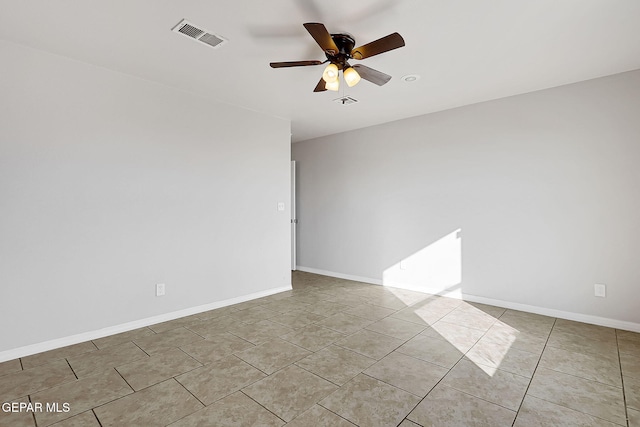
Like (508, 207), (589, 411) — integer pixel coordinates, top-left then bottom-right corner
(460, 293), (640, 333)
(0, 285), (291, 363)
(296, 266), (640, 333)
(296, 266), (382, 285)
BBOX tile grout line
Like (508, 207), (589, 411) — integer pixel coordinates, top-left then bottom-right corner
(91, 408), (104, 427)
(65, 358), (79, 380)
(238, 390), (288, 425)
(172, 376), (207, 408)
(510, 317), (557, 427)
(616, 329), (630, 427)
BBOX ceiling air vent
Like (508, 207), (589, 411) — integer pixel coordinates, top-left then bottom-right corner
(172, 19), (227, 49)
(333, 96), (359, 106)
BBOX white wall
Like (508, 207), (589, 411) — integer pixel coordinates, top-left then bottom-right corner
(293, 69), (640, 326)
(0, 40), (291, 354)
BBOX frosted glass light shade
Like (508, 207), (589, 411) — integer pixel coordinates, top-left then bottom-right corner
(344, 67), (361, 87)
(325, 79), (339, 91)
(322, 63), (339, 83)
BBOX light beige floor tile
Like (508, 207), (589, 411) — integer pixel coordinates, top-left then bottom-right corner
(305, 301), (358, 317)
(396, 335), (464, 369)
(500, 310), (556, 329)
(439, 308), (498, 332)
(243, 365), (337, 422)
(527, 367), (626, 425)
(168, 391), (284, 426)
(49, 411), (100, 426)
(422, 321), (486, 353)
(408, 384), (516, 427)
(67, 342), (148, 378)
(626, 375), (640, 411)
(324, 294), (369, 308)
(149, 317), (202, 334)
(31, 369), (133, 426)
(280, 324), (345, 352)
(456, 301), (506, 318)
(196, 305), (238, 321)
(286, 405), (355, 427)
(175, 355), (265, 405)
(0, 396), (36, 427)
(618, 330), (640, 343)
(481, 321), (549, 355)
(621, 352), (640, 380)
(269, 310), (326, 329)
(295, 345), (376, 386)
(185, 316), (237, 338)
(115, 348), (202, 391)
(440, 359), (529, 411)
(619, 338), (640, 356)
(20, 342), (97, 369)
(539, 345), (622, 386)
(0, 359), (22, 377)
(227, 320), (295, 345)
(315, 313), (373, 335)
(179, 333), (254, 365)
(547, 329), (618, 360)
(319, 374), (420, 427)
(629, 408), (640, 427)
(133, 327), (204, 355)
(365, 294), (413, 310)
(94, 379), (203, 427)
(260, 299), (311, 314)
(229, 299), (268, 311)
(344, 304), (397, 321)
(0, 359), (76, 402)
(553, 319), (617, 344)
(398, 420), (421, 427)
(390, 300), (456, 326)
(364, 351), (448, 397)
(228, 306), (280, 324)
(514, 395), (621, 427)
(465, 338), (540, 378)
(365, 317), (425, 341)
(335, 329), (404, 360)
(92, 327), (155, 349)
(234, 339), (311, 374)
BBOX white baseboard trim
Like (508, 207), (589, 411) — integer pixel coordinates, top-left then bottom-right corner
(296, 266), (640, 333)
(0, 285), (291, 363)
(296, 266), (382, 285)
(460, 293), (640, 333)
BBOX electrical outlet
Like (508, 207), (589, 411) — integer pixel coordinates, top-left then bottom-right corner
(594, 283), (606, 298)
(399, 260), (407, 270)
(277, 202), (285, 211)
(156, 283), (166, 297)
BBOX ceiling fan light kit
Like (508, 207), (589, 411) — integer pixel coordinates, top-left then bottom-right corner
(270, 22), (405, 93)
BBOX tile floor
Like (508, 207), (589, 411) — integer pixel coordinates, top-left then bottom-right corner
(1, 271), (639, 426)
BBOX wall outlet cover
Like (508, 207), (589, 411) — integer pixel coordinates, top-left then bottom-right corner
(156, 283), (166, 297)
(594, 283), (606, 298)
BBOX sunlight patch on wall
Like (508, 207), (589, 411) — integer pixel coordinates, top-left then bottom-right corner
(382, 229), (462, 297)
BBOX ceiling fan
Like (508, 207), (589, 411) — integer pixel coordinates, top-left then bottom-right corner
(270, 23), (405, 92)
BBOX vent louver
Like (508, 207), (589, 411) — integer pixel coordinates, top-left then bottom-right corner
(172, 19), (227, 49)
(333, 96), (359, 105)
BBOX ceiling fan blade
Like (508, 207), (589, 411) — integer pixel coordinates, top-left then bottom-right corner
(352, 64), (392, 86)
(351, 32), (405, 60)
(270, 60), (323, 68)
(313, 78), (327, 92)
(303, 23), (339, 55)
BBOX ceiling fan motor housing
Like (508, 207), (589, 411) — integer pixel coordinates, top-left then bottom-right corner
(327, 33), (356, 69)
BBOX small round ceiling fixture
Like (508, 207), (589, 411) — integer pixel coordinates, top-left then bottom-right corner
(402, 74), (421, 82)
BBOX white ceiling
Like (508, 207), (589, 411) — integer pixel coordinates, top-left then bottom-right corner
(1, 1), (639, 142)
